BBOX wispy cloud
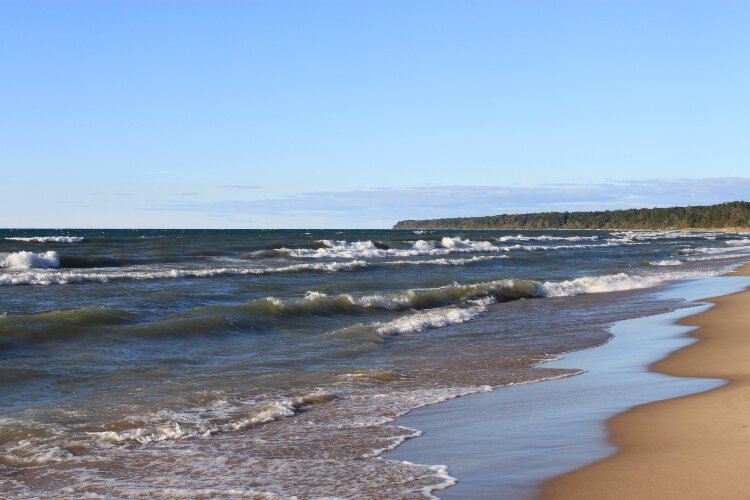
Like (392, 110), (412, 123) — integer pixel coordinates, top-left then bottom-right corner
(220, 185), (262, 190)
(144, 177), (750, 228)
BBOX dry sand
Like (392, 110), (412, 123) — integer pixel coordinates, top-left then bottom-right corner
(544, 263), (750, 499)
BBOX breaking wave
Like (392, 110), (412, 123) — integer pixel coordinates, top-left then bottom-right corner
(5, 236), (83, 243)
(610, 230), (728, 241)
(277, 237), (629, 260)
(0, 272), (668, 346)
(329, 273), (663, 340)
(648, 259), (683, 266)
(679, 243), (750, 256)
(0, 307), (137, 344)
(0, 251), (60, 270)
(0, 260), (368, 286)
(496, 234), (599, 242)
(382, 255), (509, 266)
(90, 392), (338, 445)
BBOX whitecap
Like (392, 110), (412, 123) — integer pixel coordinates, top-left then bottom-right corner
(0, 251), (60, 269)
(5, 236), (83, 243)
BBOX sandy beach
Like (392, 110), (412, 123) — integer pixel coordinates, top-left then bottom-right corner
(385, 272), (750, 498)
(545, 263), (750, 499)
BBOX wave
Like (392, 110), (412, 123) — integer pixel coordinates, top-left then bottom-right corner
(0, 260), (368, 286)
(5, 236), (83, 243)
(1, 252), (212, 271)
(0, 251), (60, 269)
(648, 259), (683, 266)
(684, 252), (750, 262)
(1, 306), (135, 326)
(282, 240), (396, 259)
(58, 255), (208, 269)
(725, 238), (750, 246)
(58, 255), (135, 268)
(1, 272), (667, 347)
(382, 255), (509, 266)
(172, 285), (517, 323)
(0, 281), (543, 342)
(678, 244), (749, 256)
(329, 272), (662, 341)
(244, 240), (334, 258)
(91, 401), (297, 443)
(370, 302), (488, 338)
(539, 273), (658, 296)
(496, 234), (599, 242)
(276, 237), (630, 260)
(610, 230), (728, 241)
(0, 307), (137, 345)
(89, 391), (338, 445)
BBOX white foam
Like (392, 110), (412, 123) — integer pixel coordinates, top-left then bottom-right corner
(439, 236), (497, 252)
(540, 273), (658, 297)
(101, 488), (288, 499)
(610, 230), (727, 240)
(383, 255), (509, 266)
(650, 259), (682, 266)
(496, 234), (599, 242)
(333, 297), (498, 340)
(0, 251), (60, 269)
(286, 240), (388, 259)
(282, 237), (631, 260)
(0, 260), (367, 286)
(684, 252), (750, 262)
(679, 245), (745, 256)
(91, 400), (299, 445)
(310, 272), (685, 322)
(412, 240), (435, 252)
(373, 306), (484, 336)
(298, 291), (413, 311)
(5, 236), (83, 243)
(3, 440), (73, 465)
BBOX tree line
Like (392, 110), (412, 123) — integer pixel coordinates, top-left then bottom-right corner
(393, 201), (750, 230)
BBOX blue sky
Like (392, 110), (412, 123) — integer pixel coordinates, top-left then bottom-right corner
(1, 0), (748, 228)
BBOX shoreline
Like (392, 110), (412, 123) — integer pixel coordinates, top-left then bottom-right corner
(543, 262), (750, 498)
(395, 227), (750, 232)
(386, 267), (750, 498)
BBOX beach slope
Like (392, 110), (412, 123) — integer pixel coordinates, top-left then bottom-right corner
(544, 263), (750, 499)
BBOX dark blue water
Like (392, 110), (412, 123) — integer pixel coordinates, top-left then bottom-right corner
(1, 229), (748, 497)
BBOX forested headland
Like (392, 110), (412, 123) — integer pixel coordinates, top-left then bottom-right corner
(393, 201), (750, 230)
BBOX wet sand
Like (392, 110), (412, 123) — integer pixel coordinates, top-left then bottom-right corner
(385, 273), (750, 498)
(545, 263), (750, 499)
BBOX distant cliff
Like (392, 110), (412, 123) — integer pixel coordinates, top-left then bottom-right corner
(393, 201), (750, 230)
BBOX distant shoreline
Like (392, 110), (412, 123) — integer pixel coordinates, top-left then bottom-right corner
(395, 227), (750, 232)
(393, 201), (750, 231)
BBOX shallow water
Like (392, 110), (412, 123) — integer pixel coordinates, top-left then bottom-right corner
(1, 229), (749, 497)
(386, 275), (750, 498)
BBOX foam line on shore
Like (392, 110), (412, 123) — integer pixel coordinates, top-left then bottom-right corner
(544, 262), (750, 498)
(383, 266), (750, 499)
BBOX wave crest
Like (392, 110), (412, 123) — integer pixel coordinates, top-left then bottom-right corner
(5, 236), (83, 243)
(89, 391), (338, 445)
(277, 237), (624, 260)
(0, 260), (367, 286)
(0, 251), (60, 270)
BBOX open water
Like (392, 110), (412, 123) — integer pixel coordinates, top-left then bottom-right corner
(1, 228), (749, 498)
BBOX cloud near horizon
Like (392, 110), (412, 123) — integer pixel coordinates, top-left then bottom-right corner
(142, 177), (750, 228)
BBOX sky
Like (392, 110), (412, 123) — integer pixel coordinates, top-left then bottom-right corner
(1, 0), (748, 228)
